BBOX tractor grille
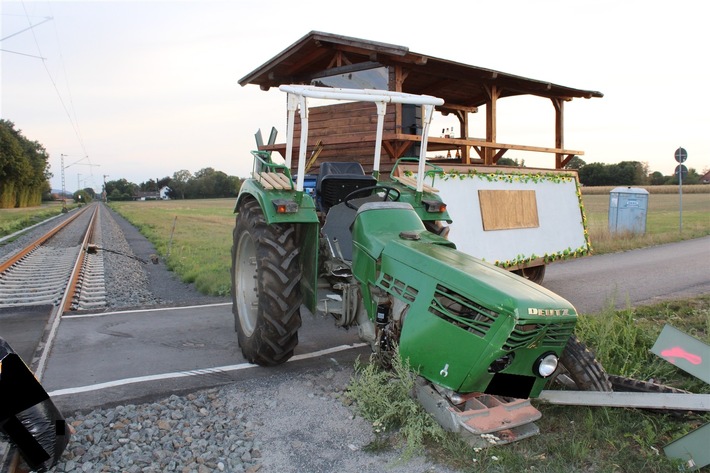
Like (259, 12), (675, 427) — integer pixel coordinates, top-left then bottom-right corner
(502, 320), (576, 351)
(379, 273), (418, 302)
(429, 285), (500, 338)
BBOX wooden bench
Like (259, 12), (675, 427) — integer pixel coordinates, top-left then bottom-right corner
(392, 175), (439, 193)
(252, 172), (293, 190)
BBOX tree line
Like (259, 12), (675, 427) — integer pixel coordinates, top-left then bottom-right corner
(103, 167), (243, 201)
(499, 156), (707, 186)
(575, 160), (705, 186)
(0, 120), (52, 208)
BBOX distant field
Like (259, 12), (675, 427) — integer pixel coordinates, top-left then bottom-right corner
(581, 184), (709, 194)
(107, 193), (709, 296)
(582, 193), (710, 253)
(108, 199), (236, 296)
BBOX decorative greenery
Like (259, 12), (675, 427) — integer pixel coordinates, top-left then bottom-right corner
(436, 168), (577, 184)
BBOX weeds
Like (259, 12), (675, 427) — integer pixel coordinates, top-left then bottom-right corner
(346, 351), (450, 461)
(576, 296), (710, 392)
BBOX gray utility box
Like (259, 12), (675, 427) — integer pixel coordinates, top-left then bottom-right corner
(609, 187), (649, 234)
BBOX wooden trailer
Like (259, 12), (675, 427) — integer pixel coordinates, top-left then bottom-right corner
(240, 31), (602, 172)
(239, 31), (603, 282)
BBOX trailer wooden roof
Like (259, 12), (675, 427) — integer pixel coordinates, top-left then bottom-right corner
(238, 31), (603, 107)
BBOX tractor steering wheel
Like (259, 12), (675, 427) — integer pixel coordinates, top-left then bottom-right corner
(344, 185), (401, 210)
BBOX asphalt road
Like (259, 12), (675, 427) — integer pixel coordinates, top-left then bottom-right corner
(39, 236), (710, 413)
(41, 303), (368, 413)
(544, 236), (710, 314)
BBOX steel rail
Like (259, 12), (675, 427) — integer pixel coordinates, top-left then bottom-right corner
(1, 204), (100, 473)
(0, 206), (89, 273)
(34, 203), (99, 379)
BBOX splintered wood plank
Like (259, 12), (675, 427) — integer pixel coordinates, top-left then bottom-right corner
(479, 190), (539, 231)
(538, 391), (710, 411)
(392, 175), (439, 193)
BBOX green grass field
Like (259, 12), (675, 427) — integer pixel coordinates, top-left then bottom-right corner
(0, 201), (75, 239)
(108, 199), (236, 296)
(584, 193), (710, 253)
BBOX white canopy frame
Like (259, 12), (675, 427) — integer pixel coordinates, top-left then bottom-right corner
(279, 85), (444, 193)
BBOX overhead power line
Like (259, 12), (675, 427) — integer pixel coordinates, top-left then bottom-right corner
(0, 15), (52, 42)
(18, 1), (90, 161)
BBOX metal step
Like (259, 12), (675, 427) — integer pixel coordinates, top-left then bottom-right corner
(414, 377), (541, 447)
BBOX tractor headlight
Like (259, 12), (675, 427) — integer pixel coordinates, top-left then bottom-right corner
(533, 352), (558, 378)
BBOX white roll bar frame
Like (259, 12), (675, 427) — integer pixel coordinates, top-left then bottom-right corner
(279, 84), (444, 194)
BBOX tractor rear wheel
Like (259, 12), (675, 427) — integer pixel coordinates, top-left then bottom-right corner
(513, 264), (546, 284)
(552, 335), (612, 391)
(231, 198), (302, 366)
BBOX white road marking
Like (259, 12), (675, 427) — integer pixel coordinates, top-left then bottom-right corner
(47, 343), (367, 397)
(61, 302), (232, 319)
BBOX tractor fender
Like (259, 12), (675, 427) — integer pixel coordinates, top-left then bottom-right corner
(234, 180), (320, 314)
(234, 180), (319, 225)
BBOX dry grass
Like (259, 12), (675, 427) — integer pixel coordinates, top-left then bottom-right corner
(582, 193), (710, 253)
(581, 184), (710, 195)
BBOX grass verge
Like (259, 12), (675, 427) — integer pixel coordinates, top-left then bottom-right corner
(347, 296), (710, 472)
(0, 202), (70, 238)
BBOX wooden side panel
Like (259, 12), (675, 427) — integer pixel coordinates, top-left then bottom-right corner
(478, 190), (539, 231)
(291, 102), (397, 173)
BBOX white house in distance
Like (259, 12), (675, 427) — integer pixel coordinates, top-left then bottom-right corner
(133, 186), (171, 201)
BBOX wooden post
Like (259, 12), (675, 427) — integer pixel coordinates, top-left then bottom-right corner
(485, 85), (500, 165)
(553, 98), (564, 169)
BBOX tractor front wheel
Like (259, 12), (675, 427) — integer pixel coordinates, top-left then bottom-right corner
(231, 199), (302, 366)
(551, 335), (612, 391)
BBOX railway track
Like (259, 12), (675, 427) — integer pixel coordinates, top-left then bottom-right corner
(0, 203), (106, 314)
(0, 203), (106, 473)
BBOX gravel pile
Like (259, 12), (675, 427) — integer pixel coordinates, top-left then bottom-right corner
(100, 208), (163, 308)
(52, 366), (454, 473)
(56, 389), (264, 473)
(3, 205), (455, 473)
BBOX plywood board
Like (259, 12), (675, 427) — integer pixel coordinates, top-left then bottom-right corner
(478, 190), (539, 231)
(413, 166), (588, 265)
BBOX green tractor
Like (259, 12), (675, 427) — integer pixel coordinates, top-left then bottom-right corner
(231, 85), (609, 443)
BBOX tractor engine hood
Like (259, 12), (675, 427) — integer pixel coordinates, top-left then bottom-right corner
(351, 202), (578, 397)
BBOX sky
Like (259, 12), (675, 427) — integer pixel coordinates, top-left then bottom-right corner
(1, 0), (708, 193)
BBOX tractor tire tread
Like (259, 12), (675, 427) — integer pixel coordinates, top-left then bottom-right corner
(231, 198), (302, 366)
(559, 335), (613, 392)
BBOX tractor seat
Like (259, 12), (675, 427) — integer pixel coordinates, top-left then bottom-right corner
(316, 162), (376, 213)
